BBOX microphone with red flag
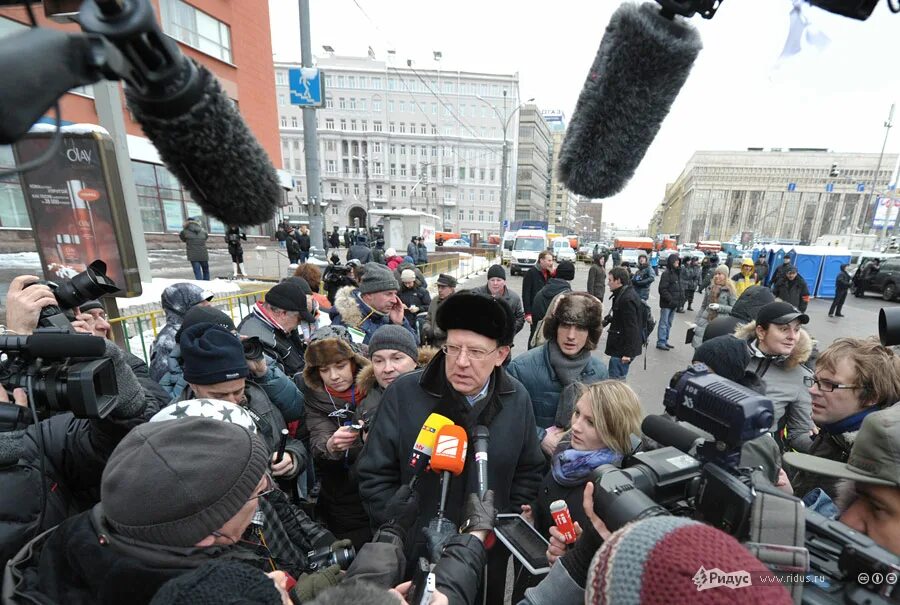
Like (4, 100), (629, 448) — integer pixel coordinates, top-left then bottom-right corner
(424, 424), (468, 562)
(406, 413), (453, 485)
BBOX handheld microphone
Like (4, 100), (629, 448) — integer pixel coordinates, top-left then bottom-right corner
(557, 2), (702, 199)
(429, 424), (468, 520)
(550, 500), (578, 545)
(641, 414), (705, 456)
(407, 413), (453, 480)
(274, 428), (289, 464)
(472, 425), (490, 499)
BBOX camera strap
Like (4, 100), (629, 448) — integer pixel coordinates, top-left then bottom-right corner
(744, 477), (808, 605)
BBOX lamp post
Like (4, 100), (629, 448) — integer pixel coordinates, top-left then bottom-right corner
(476, 92), (534, 236)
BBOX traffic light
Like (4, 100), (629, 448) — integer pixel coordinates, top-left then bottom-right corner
(829, 164), (840, 177)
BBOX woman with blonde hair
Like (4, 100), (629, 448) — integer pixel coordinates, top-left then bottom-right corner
(691, 264), (737, 347)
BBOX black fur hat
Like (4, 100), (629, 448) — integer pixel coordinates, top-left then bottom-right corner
(436, 291), (515, 346)
(542, 292), (603, 350)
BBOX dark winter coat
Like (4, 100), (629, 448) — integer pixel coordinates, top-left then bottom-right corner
(329, 231), (341, 249)
(399, 283), (432, 326)
(604, 284), (643, 359)
(148, 283), (211, 382)
(372, 246), (386, 265)
(178, 219), (209, 262)
(415, 243), (429, 265)
(470, 285), (526, 335)
(631, 264), (655, 301)
(422, 295), (450, 346)
(522, 262), (551, 316)
(755, 260), (770, 284)
(126, 351), (172, 411)
(237, 312), (307, 377)
(295, 230), (311, 252)
(773, 275), (810, 312)
(406, 240), (418, 260)
(330, 286), (417, 344)
(506, 344), (608, 431)
(658, 255), (684, 310)
(835, 269), (851, 293)
(357, 353), (544, 551)
(531, 278), (572, 323)
(347, 242), (373, 264)
(225, 227), (246, 256)
(680, 263), (701, 291)
(587, 263), (606, 301)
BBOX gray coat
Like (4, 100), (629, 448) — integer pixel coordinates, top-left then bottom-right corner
(690, 287), (737, 348)
(469, 284), (526, 335)
(178, 220), (209, 262)
(587, 263), (606, 301)
(680, 263), (701, 291)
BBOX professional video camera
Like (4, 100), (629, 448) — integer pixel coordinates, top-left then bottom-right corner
(323, 259), (357, 304)
(0, 329), (118, 427)
(25, 260), (119, 331)
(591, 363), (776, 535)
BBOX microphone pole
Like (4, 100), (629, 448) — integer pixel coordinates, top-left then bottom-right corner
(471, 425), (490, 605)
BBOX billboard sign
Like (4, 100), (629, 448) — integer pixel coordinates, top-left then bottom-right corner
(872, 196), (900, 229)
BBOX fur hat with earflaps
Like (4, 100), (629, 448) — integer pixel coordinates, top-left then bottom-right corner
(543, 292), (604, 351)
(303, 331), (370, 391)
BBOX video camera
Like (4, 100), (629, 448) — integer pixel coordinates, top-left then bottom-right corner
(0, 329), (118, 427)
(25, 260), (119, 331)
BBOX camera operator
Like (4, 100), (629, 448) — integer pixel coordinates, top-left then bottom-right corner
(323, 254), (358, 305)
(785, 405), (900, 557)
(0, 275), (150, 570)
(786, 337), (900, 503)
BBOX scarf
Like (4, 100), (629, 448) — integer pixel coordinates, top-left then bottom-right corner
(547, 341), (592, 427)
(325, 384), (363, 405)
(551, 446), (622, 487)
(251, 301), (287, 334)
(821, 406), (879, 435)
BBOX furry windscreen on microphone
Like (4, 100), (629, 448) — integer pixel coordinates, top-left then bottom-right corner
(558, 3), (702, 199)
(126, 64), (282, 227)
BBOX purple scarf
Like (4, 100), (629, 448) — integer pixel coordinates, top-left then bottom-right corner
(551, 446), (622, 488)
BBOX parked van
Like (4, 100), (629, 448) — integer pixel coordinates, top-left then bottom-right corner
(510, 229), (548, 276)
(502, 230), (517, 265)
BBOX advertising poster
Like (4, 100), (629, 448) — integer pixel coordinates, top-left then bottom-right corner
(14, 132), (142, 297)
(872, 196), (900, 229)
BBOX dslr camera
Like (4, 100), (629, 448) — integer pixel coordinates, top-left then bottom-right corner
(26, 260), (118, 330)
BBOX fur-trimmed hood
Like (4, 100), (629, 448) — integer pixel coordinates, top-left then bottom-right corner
(302, 337), (370, 391)
(735, 320), (812, 369)
(355, 346), (438, 392)
(332, 285), (370, 329)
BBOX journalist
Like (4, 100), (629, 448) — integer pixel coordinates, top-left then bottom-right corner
(0, 276), (151, 571)
(422, 273), (457, 347)
(239, 280), (315, 377)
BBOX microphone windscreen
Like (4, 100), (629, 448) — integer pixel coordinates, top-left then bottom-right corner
(430, 424), (468, 476)
(126, 63), (282, 227)
(27, 332), (107, 359)
(558, 3), (702, 199)
(641, 414), (704, 454)
(408, 412), (453, 474)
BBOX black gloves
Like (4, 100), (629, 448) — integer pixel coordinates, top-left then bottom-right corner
(385, 483), (419, 531)
(559, 517), (604, 589)
(459, 490), (495, 535)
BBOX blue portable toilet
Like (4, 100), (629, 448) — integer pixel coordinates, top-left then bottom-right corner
(791, 246), (826, 295)
(816, 248), (852, 298)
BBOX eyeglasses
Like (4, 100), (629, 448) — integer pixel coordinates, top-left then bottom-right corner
(803, 376), (859, 392)
(249, 473), (276, 501)
(441, 344), (499, 360)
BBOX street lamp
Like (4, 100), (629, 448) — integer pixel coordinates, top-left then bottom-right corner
(475, 92), (535, 236)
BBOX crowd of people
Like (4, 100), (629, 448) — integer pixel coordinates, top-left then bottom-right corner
(1, 238), (898, 605)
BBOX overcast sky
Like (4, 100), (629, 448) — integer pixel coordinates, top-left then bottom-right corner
(268, 0), (900, 229)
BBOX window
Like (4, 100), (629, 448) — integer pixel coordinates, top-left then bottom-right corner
(359, 99), (367, 111)
(275, 71), (286, 86)
(469, 209), (475, 221)
(331, 205), (339, 215)
(388, 78), (397, 90)
(388, 100), (394, 112)
(339, 98), (347, 109)
(490, 169), (496, 181)
(411, 165), (417, 177)
(399, 101), (407, 112)
(361, 120), (367, 131)
(160, 0), (232, 62)
(431, 103), (437, 115)
(330, 183), (338, 194)
(353, 183), (360, 196)
(399, 123), (406, 134)
(389, 122), (396, 133)
(400, 145), (406, 155)
(291, 116), (298, 128)
(431, 146), (438, 157)
(431, 126), (437, 135)
(469, 167), (476, 179)
(372, 78), (382, 90)
(325, 118), (334, 129)
(326, 160), (336, 173)
(347, 76), (356, 89)
(431, 166), (437, 178)
(391, 185), (397, 197)
(373, 100), (381, 111)
(373, 161), (382, 175)
(399, 164), (407, 177)
(343, 183), (350, 195)
(390, 144), (396, 155)
(358, 76), (366, 89)
(349, 98), (357, 110)
(459, 210), (464, 220)
(459, 167), (466, 180)
(325, 97), (333, 108)
(337, 75), (345, 87)
(280, 116), (287, 127)
(350, 120), (357, 131)
(444, 166), (453, 178)
(373, 142), (382, 153)
(375, 184), (383, 197)
(278, 94), (285, 106)
(489, 190), (495, 202)
(479, 210), (485, 222)
(468, 190), (475, 201)
(373, 121), (383, 132)
(390, 163), (397, 176)
(326, 140), (335, 151)
(339, 119), (346, 130)
(479, 189), (485, 201)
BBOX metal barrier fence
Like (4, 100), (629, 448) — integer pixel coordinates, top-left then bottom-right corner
(109, 249), (498, 363)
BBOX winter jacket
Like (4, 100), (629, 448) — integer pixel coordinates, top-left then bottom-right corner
(736, 323), (815, 453)
(238, 310), (306, 377)
(470, 285), (526, 335)
(285, 234), (301, 261)
(835, 270), (851, 293)
(604, 284), (643, 359)
(386, 255), (404, 271)
(126, 350), (172, 411)
(406, 240), (418, 260)
(357, 353), (544, 551)
(330, 286), (417, 345)
(399, 282), (432, 326)
(506, 343), (608, 433)
(755, 260), (770, 284)
(691, 287), (738, 348)
(329, 231), (341, 249)
(148, 283), (211, 382)
(392, 262), (426, 288)
(295, 230), (311, 252)
(225, 227), (246, 256)
(587, 263), (606, 301)
(732, 270), (759, 297)
(415, 243), (428, 265)
(531, 278), (572, 323)
(347, 243), (373, 264)
(372, 246), (386, 265)
(771, 263), (792, 288)
(772, 275), (810, 312)
(180, 382), (306, 479)
(355, 347), (438, 429)
(178, 219), (209, 262)
(422, 295), (449, 346)
(657, 255), (684, 310)
(0, 342), (149, 573)
(631, 265), (655, 301)
(522, 263), (550, 317)
(680, 263), (701, 291)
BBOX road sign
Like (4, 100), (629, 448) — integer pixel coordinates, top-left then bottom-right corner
(288, 68), (324, 107)
(787, 183), (796, 192)
(857, 183), (865, 192)
(502, 219), (509, 231)
(825, 183), (834, 192)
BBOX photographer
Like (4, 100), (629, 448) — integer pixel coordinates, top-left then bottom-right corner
(323, 255), (358, 305)
(239, 281), (315, 377)
(0, 275), (150, 570)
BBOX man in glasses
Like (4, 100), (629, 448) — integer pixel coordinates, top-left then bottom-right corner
(358, 291), (544, 604)
(786, 337), (900, 502)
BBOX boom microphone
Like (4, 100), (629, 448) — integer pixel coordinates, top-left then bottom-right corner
(78, 0), (282, 226)
(557, 2), (702, 199)
(407, 413), (454, 478)
(472, 425), (490, 499)
(641, 414), (705, 456)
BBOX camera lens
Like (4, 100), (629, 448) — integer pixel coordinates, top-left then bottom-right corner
(242, 337), (264, 361)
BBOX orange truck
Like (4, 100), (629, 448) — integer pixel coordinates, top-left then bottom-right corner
(613, 237), (654, 251)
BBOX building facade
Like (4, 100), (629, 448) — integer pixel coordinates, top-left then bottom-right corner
(542, 110), (579, 233)
(274, 55), (520, 236)
(514, 105), (551, 221)
(649, 149), (900, 244)
(577, 197), (604, 240)
(0, 1), (281, 247)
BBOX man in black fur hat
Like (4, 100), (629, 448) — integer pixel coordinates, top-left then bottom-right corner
(357, 291), (544, 604)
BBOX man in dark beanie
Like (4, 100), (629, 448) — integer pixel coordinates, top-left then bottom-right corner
(239, 279), (314, 377)
(357, 324), (430, 424)
(470, 264), (526, 339)
(358, 291), (544, 604)
(331, 262), (417, 345)
(178, 323), (307, 481)
(423, 273), (457, 346)
(528, 260), (575, 348)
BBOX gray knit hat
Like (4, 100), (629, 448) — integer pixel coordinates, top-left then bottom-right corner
(359, 262), (399, 294)
(368, 324), (418, 362)
(101, 417), (269, 547)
